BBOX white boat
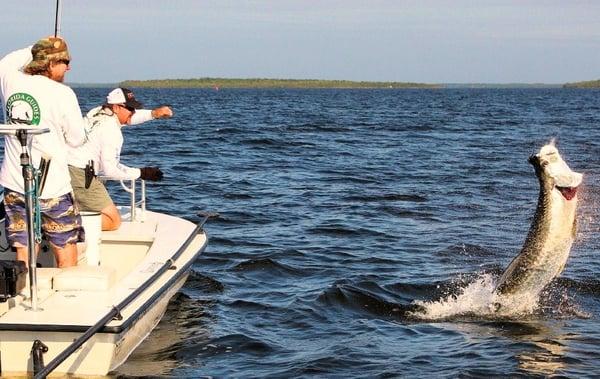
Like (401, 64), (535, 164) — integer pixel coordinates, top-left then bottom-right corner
(0, 126), (211, 376)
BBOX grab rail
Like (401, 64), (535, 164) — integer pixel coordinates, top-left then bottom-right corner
(97, 176), (146, 222)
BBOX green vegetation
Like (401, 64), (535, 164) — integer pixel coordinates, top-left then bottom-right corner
(563, 79), (600, 88)
(445, 83), (561, 89)
(75, 78), (594, 89)
(119, 78), (440, 89)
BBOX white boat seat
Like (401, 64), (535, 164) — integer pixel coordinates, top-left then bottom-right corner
(52, 266), (116, 291)
(36, 267), (62, 290)
(101, 220), (157, 243)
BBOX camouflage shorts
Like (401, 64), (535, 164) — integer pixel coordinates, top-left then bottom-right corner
(3, 188), (85, 248)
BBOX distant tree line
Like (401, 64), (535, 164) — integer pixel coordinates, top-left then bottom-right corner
(119, 78), (440, 89)
(563, 79), (600, 88)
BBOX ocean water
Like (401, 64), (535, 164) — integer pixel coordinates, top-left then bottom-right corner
(75, 87), (600, 378)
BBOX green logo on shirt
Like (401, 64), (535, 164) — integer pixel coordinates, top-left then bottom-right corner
(6, 92), (41, 125)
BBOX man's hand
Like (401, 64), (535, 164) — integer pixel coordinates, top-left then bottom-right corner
(151, 106), (173, 119)
(140, 167), (164, 181)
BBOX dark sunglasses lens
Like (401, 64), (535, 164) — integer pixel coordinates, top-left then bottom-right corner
(60, 59), (70, 65)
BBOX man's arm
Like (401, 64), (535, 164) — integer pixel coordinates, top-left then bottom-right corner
(97, 127), (141, 180)
(0, 47), (32, 72)
(0, 47), (32, 80)
(128, 106), (173, 125)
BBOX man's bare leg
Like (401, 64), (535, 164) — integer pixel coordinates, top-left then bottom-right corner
(52, 242), (78, 267)
(16, 244), (77, 267)
(15, 245), (42, 267)
(101, 203), (121, 231)
(15, 246), (30, 267)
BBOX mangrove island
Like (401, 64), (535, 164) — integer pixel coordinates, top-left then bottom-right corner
(119, 78), (440, 89)
(563, 79), (600, 88)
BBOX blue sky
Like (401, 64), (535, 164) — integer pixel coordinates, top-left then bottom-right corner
(2, 1), (599, 84)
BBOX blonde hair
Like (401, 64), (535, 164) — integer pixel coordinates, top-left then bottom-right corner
(23, 58), (63, 77)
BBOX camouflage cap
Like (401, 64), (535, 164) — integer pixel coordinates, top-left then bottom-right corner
(24, 37), (71, 71)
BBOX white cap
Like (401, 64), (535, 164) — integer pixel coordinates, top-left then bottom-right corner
(106, 88), (127, 104)
(105, 88), (143, 108)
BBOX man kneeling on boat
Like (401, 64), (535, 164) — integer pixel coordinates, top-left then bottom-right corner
(67, 88), (172, 231)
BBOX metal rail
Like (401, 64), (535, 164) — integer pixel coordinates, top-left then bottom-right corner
(97, 176), (146, 221)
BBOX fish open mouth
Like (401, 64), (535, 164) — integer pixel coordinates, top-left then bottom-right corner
(557, 185), (578, 200)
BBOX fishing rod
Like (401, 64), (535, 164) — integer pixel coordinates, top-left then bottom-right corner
(54, 0), (62, 37)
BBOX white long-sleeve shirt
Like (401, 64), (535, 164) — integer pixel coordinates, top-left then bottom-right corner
(67, 106), (153, 180)
(0, 47), (86, 198)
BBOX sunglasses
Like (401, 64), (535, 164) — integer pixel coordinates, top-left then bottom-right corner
(120, 104), (136, 113)
(56, 59), (70, 66)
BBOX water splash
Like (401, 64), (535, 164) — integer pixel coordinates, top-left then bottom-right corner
(409, 273), (542, 320)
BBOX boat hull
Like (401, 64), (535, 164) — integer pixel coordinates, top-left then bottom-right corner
(110, 272), (189, 373)
(0, 210), (207, 376)
(0, 269), (191, 376)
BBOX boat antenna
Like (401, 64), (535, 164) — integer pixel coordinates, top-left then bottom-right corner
(54, 0), (62, 37)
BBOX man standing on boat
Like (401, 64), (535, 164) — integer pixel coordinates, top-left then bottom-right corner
(67, 88), (172, 231)
(0, 37), (87, 267)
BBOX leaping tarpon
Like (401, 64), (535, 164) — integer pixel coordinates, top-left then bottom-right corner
(494, 141), (582, 300)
